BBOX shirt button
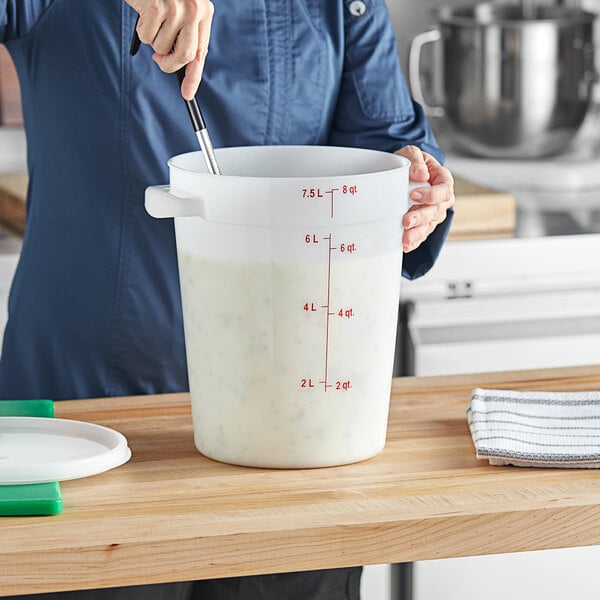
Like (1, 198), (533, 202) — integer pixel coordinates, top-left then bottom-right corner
(348, 0), (368, 18)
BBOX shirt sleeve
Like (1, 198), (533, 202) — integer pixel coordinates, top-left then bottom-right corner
(328, 0), (452, 280)
(0, 0), (54, 42)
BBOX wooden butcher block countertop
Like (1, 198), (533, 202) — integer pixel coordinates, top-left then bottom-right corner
(0, 172), (26, 236)
(0, 174), (515, 241)
(2, 365), (600, 596)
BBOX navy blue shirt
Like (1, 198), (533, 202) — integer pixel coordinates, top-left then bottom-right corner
(0, 0), (451, 400)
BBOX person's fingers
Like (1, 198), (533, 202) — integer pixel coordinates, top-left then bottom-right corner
(130, 0), (214, 97)
(153, 20), (199, 72)
(403, 201), (452, 231)
(403, 220), (439, 253)
(151, 12), (189, 58)
(178, 47), (207, 100)
(135, 6), (164, 48)
(403, 186), (454, 253)
(394, 146), (455, 253)
(394, 146), (429, 182)
(408, 155), (455, 206)
(423, 153), (454, 187)
(157, 10), (212, 99)
(410, 179), (455, 206)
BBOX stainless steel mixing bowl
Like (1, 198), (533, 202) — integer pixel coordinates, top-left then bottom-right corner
(410, 3), (596, 159)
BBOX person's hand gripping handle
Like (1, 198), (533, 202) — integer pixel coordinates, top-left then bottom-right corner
(126, 0), (214, 100)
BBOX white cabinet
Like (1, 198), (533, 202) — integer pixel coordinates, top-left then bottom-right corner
(401, 234), (600, 377)
(408, 289), (600, 376)
(416, 547), (600, 600)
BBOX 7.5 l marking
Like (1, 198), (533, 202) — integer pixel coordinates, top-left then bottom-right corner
(301, 184), (359, 219)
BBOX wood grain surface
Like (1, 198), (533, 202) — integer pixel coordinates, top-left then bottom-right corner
(0, 173), (27, 236)
(449, 178), (516, 240)
(2, 365), (600, 595)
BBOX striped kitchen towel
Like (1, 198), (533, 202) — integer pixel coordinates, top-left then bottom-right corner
(467, 388), (600, 467)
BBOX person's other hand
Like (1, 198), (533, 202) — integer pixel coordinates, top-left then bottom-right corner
(126, 0), (214, 100)
(395, 145), (455, 253)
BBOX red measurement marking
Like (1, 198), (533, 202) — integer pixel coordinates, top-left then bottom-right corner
(302, 188), (324, 198)
(336, 380), (352, 391)
(325, 189), (338, 219)
(300, 378), (316, 388)
(303, 302), (318, 312)
(322, 234), (333, 391)
(321, 305), (335, 316)
(319, 379), (333, 390)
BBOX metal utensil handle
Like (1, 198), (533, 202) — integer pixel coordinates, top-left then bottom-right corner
(175, 69), (221, 175)
(195, 129), (221, 176)
(130, 17), (221, 176)
(408, 30), (445, 118)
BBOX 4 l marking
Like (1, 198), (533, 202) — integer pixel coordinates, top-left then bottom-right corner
(303, 302), (318, 312)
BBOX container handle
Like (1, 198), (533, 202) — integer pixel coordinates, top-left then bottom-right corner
(145, 185), (207, 219)
(409, 29), (445, 118)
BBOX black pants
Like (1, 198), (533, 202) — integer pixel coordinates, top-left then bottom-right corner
(3, 568), (362, 600)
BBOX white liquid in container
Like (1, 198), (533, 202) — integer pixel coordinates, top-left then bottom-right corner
(178, 251), (402, 468)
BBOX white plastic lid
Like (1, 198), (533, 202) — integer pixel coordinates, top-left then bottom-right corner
(0, 417), (132, 485)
